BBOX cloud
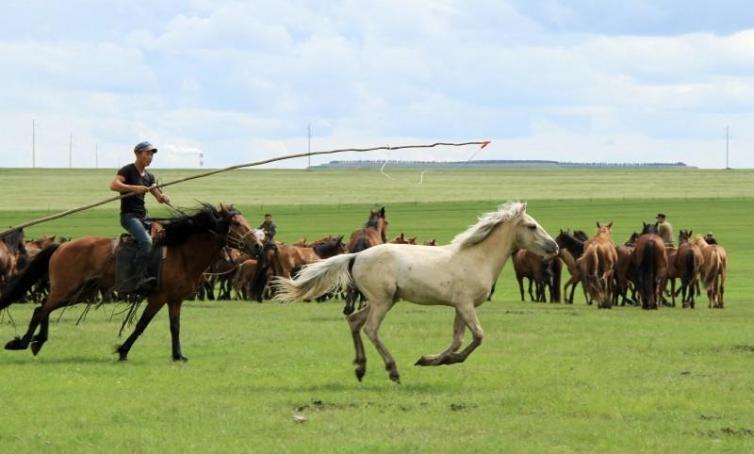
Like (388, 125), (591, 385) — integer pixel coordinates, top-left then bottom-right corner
(1, 1), (753, 169)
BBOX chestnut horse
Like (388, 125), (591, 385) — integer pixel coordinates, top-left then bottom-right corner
(344, 207), (388, 314)
(631, 223), (668, 310)
(675, 230), (704, 308)
(578, 223), (618, 308)
(692, 235), (727, 308)
(276, 202), (558, 383)
(0, 204), (262, 361)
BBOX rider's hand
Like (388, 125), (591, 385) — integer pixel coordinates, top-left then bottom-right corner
(135, 185), (151, 194)
(160, 193), (171, 204)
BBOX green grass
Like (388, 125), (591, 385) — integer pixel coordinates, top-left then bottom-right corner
(1, 168), (753, 452)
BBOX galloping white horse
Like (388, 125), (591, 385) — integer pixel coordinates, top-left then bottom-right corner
(275, 202), (558, 383)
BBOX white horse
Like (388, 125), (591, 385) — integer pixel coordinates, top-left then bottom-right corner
(275, 202), (558, 383)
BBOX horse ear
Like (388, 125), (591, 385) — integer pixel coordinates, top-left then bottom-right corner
(521, 201), (527, 212)
(596, 222), (601, 228)
(607, 222), (613, 229)
(379, 207), (385, 216)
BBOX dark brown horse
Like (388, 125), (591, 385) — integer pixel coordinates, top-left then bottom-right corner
(0, 204), (262, 361)
(344, 207), (388, 314)
(555, 229), (588, 304)
(0, 230), (27, 291)
(513, 249), (561, 302)
(631, 223), (668, 310)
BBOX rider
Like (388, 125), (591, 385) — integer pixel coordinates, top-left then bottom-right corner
(656, 213), (674, 246)
(258, 213), (277, 243)
(110, 141), (171, 290)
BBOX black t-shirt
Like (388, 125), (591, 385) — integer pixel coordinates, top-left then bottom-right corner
(116, 163), (155, 217)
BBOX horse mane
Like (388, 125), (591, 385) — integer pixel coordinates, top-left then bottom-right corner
(451, 201), (525, 249)
(153, 204), (236, 247)
(1, 229), (26, 255)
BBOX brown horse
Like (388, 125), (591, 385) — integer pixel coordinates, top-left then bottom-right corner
(578, 222), (618, 308)
(513, 249), (561, 302)
(344, 207), (388, 314)
(0, 230), (27, 292)
(614, 233), (638, 306)
(390, 233), (416, 245)
(692, 235), (727, 308)
(674, 230), (704, 308)
(631, 223), (668, 310)
(555, 229), (588, 304)
(0, 204), (262, 361)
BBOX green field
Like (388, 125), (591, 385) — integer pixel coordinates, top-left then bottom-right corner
(1, 167), (753, 452)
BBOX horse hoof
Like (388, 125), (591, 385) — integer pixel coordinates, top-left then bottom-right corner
(30, 341), (44, 356)
(5, 337), (26, 351)
(354, 366), (366, 382)
(173, 355), (189, 362)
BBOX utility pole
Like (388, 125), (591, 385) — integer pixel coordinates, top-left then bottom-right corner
(69, 133), (73, 168)
(725, 125), (730, 169)
(32, 119), (36, 168)
(307, 123), (311, 169)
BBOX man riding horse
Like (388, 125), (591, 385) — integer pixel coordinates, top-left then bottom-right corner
(110, 141), (171, 291)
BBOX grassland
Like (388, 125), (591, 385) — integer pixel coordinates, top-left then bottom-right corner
(1, 167), (753, 453)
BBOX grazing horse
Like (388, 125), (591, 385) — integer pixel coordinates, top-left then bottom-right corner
(692, 235), (727, 309)
(344, 207), (388, 314)
(675, 230), (704, 308)
(0, 204), (263, 361)
(275, 202), (558, 383)
(578, 223), (618, 308)
(631, 223), (668, 310)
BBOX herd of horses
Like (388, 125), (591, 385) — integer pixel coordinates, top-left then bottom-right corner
(0, 202), (730, 381)
(514, 222), (728, 310)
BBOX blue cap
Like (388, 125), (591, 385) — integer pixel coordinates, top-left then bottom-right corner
(134, 141), (157, 153)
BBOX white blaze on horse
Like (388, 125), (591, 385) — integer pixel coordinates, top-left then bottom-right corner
(275, 201), (558, 383)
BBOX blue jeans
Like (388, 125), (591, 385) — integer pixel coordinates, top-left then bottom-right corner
(120, 214), (152, 259)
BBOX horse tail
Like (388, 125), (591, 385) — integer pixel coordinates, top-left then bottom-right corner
(0, 244), (59, 310)
(703, 251), (720, 290)
(639, 240), (656, 305)
(551, 258), (562, 302)
(274, 253), (357, 303)
(350, 237), (370, 253)
(683, 248), (695, 283)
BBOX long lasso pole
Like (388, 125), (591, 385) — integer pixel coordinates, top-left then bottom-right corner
(0, 140), (490, 237)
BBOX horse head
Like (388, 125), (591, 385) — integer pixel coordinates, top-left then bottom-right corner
(641, 222), (658, 235)
(514, 202), (558, 258)
(217, 204), (264, 257)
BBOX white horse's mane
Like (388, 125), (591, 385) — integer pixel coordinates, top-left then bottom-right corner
(451, 201), (526, 249)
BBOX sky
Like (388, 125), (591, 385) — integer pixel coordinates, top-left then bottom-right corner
(1, 0), (753, 169)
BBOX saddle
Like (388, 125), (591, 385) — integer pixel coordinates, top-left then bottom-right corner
(114, 234), (167, 295)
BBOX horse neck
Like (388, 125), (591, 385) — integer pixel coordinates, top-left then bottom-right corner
(456, 222), (517, 278)
(173, 232), (225, 276)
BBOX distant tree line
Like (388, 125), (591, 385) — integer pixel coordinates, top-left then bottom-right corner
(312, 160), (692, 169)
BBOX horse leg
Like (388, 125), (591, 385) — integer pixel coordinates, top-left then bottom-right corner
(29, 311), (51, 356)
(168, 300), (188, 361)
(5, 306), (45, 350)
(437, 303), (484, 365)
(527, 279), (535, 302)
(361, 299), (400, 383)
(116, 296), (165, 361)
(347, 306), (369, 381)
(517, 277), (525, 302)
(416, 310), (466, 366)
